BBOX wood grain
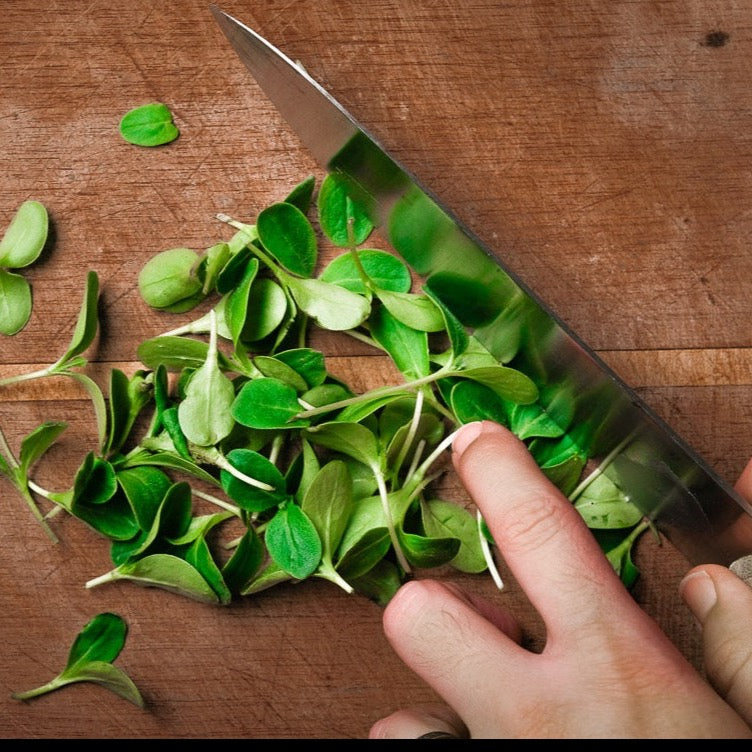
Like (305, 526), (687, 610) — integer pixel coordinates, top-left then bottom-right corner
(2, 0), (752, 739)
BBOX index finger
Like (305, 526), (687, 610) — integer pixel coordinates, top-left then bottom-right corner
(452, 421), (634, 634)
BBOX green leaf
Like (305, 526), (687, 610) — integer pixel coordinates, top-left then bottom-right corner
(137, 335), (232, 372)
(253, 355), (308, 393)
(66, 611), (127, 668)
(304, 421), (380, 471)
(0, 199), (48, 269)
(265, 502), (322, 580)
(335, 495), (391, 580)
(285, 276), (370, 331)
(257, 201), (317, 277)
(11, 612), (144, 708)
(0, 269), (31, 335)
(231, 377), (310, 430)
(222, 526), (265, 595)
(91, 553), (220, 604)
(449, 380), (508, 426)
(274, 348), (327, 389)
(138, 248), (203, 309)
(320, 249), (411, 294)
(116, 465), (172, 531)
(105, 368), (152, 457)
(18, 421), (67, 475)
(349, 558), (403, 606)
(284, 174), (316, 213)
(398, 528), (460, 568)
(369, 304), (430, 380)
(119, 102), (179, 147)
(375, 289), (444, 332)
(423, 283), (469, 358)
(421, 498), (486, 573)
(457, 365), (538, 404)
(301, 460), (353, 562)
(573, 472), (643, 530)
(504, 400), (566, 441)
(177, 311), (236, 446)
(58, 270), (99, 364)
(224, 256), (258, 347)
(242, 277), (287, 342)
(317, 172), (374, 247)
(220, 448), (288, 512)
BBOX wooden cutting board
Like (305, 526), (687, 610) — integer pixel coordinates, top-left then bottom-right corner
(3, 0), (752, 739)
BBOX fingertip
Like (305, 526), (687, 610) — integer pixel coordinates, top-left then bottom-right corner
(679, 567), (719, 624)
(451, 420), (509, 460)
(382, 579), (449, 640)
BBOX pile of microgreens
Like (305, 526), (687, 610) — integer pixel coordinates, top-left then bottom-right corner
(0, 173), (651, 609)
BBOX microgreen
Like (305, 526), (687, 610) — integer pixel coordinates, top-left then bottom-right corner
(0, 200), (48, 335)
(119, 102), (180, 147)
(11, 612), (144, 707)
(1, 169), (650, 632)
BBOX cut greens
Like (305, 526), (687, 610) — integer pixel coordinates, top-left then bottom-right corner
(0, 172), (652, 610)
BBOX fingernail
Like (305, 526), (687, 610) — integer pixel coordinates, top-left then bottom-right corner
(452, 421), (503, 458)
(679, 569), (718, 624)
(730, 554), (752, 587)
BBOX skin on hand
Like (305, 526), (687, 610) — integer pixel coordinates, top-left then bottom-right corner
(369, 421), (752, 739)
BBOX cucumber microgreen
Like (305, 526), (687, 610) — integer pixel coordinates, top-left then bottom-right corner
(0, 200), (48, 335)
(119, 102), (180, 147)
(1, 172), (651, 619)
(11, 612), (143, 708)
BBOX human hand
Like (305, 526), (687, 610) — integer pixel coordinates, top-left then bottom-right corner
(369, 420), (752, 739)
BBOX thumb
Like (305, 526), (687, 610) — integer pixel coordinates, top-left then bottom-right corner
(680, 563), (752, 727)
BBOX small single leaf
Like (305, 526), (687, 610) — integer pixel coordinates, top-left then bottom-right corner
(457, 365), (538, 404)
(320, 249), (411, 294)
(0, 199), (48, 269)
(369, 304), (430, 380)
(304, 421), (380, 471)
(66, 612), (127, 669)
(92, 553), (220, 604)
(0, 269), (31, 335)
(177, 311), (236, 446)
(119, 102), (179, 147)
(18, 421), (67, 475)
(421, 499), (486, 573)
(301, 460), (353, 561)
(265, 503), (322, 580)
(222, 526), (265, 594)
(138, 248), (203, 310)
(231, 377), (310, 430)
(58, 270), (99, 363)
(284, 174), (316, 213)
(375, 289), (445, 332)
(220, 448), (288, 512)
(317, 172), (374, 247)
(573, 472), (643, 530)
(286, 276), (370, 331)
(242, 277), (287, 342)
(449, 380), (508, 426)
(257, 202), (317, 277)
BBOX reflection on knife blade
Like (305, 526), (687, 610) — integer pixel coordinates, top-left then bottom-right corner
(210, 5), (752, 567)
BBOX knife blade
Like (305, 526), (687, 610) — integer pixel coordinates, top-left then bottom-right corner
(210, 5), (752, 567)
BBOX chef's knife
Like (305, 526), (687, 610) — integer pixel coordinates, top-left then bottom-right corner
(210, 5), (752, 567)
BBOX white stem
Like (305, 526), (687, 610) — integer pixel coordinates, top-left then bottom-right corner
(478, 510), (504, 590)
(375, 468), (411, 574)
(192, 487), (241, 516)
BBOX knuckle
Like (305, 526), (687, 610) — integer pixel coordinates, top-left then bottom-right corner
(500, 488), (578, 554)
(708, 633), (752, 701)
